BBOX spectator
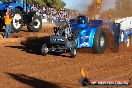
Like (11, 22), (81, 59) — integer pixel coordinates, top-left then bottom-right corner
(3, 8), (12, 38)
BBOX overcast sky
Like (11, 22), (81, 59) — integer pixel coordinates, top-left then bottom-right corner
(62, 0), (116, 13)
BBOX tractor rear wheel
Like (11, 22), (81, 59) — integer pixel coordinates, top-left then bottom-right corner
(27, 14), (42, 32)
(92, 28), (106, 54)
(11, 8), (23, 33)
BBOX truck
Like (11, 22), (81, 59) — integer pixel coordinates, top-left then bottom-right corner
(0, 0), (42, 33)
(41, 15), (121, 58)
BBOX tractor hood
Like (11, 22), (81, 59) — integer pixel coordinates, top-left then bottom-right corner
(2, 2), (30, 12)
(72, 23), (88, 29)
(70, 20), (103, 29)
(6, 3), (22, 9)
(71, 20), (103, 30)
(0, 3), (22, 10)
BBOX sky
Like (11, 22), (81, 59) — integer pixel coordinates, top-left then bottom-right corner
(62, 0), (116, 13)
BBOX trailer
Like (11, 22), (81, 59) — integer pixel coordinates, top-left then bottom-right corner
(0, 0), (42, 33)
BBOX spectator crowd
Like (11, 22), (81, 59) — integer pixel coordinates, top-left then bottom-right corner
(31, 4), (79, 23)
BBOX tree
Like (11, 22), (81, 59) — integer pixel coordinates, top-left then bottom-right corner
(30, 0), (46, 6)
(100, 0), (132, 19)
(46, 0), (66, 9)
(31, 0), (66, 9)
(115, 0), (132, 17)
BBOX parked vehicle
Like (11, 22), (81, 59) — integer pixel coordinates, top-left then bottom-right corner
(0, 0), (42, 32)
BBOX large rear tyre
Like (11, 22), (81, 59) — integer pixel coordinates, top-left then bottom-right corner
(92, 28), (106, 54)
(11, 8), (23, 33)
(27, 14), (42, 32)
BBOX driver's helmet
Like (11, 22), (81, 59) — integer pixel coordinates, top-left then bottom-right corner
(75, 16), (89, 24)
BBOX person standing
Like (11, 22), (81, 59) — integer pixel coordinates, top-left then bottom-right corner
(3, 8), (12, 38)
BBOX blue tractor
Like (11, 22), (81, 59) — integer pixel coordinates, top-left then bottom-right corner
(0, 0), (42, 32)
(70, 16), (120, 53)
(41, 16), (120, 58)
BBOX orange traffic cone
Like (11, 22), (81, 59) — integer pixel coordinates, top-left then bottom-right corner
(81, 69), (88, 77)
(80, 69), (91, 86)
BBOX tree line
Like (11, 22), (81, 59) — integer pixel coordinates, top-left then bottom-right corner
(87, 0), (132, 19)
(28, 0), (66, 9)
(102, 0), (132, 19)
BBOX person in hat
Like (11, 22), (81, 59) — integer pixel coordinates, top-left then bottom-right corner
(3, 8), (12, 38)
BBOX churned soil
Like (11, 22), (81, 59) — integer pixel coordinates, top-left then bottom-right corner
(0, 24), (131, 88)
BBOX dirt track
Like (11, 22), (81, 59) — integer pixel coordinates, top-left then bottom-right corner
(0, 24), (131, 88)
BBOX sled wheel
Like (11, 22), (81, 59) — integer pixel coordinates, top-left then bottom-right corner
(11, 8), (23, 33)
(28, 14), (42, 32)
(93, 28), (106, 54)
(70, 48), (76, 58)
(80, 77), (91, 86)
(41, 44), (48, 56)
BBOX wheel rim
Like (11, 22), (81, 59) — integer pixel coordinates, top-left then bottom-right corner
(100, 36), (105, 47)
(73, 49), (76, 55)
(44, 47), (48, 53)
(34, 19), (40, 29)
(13, 14), (22, 29)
